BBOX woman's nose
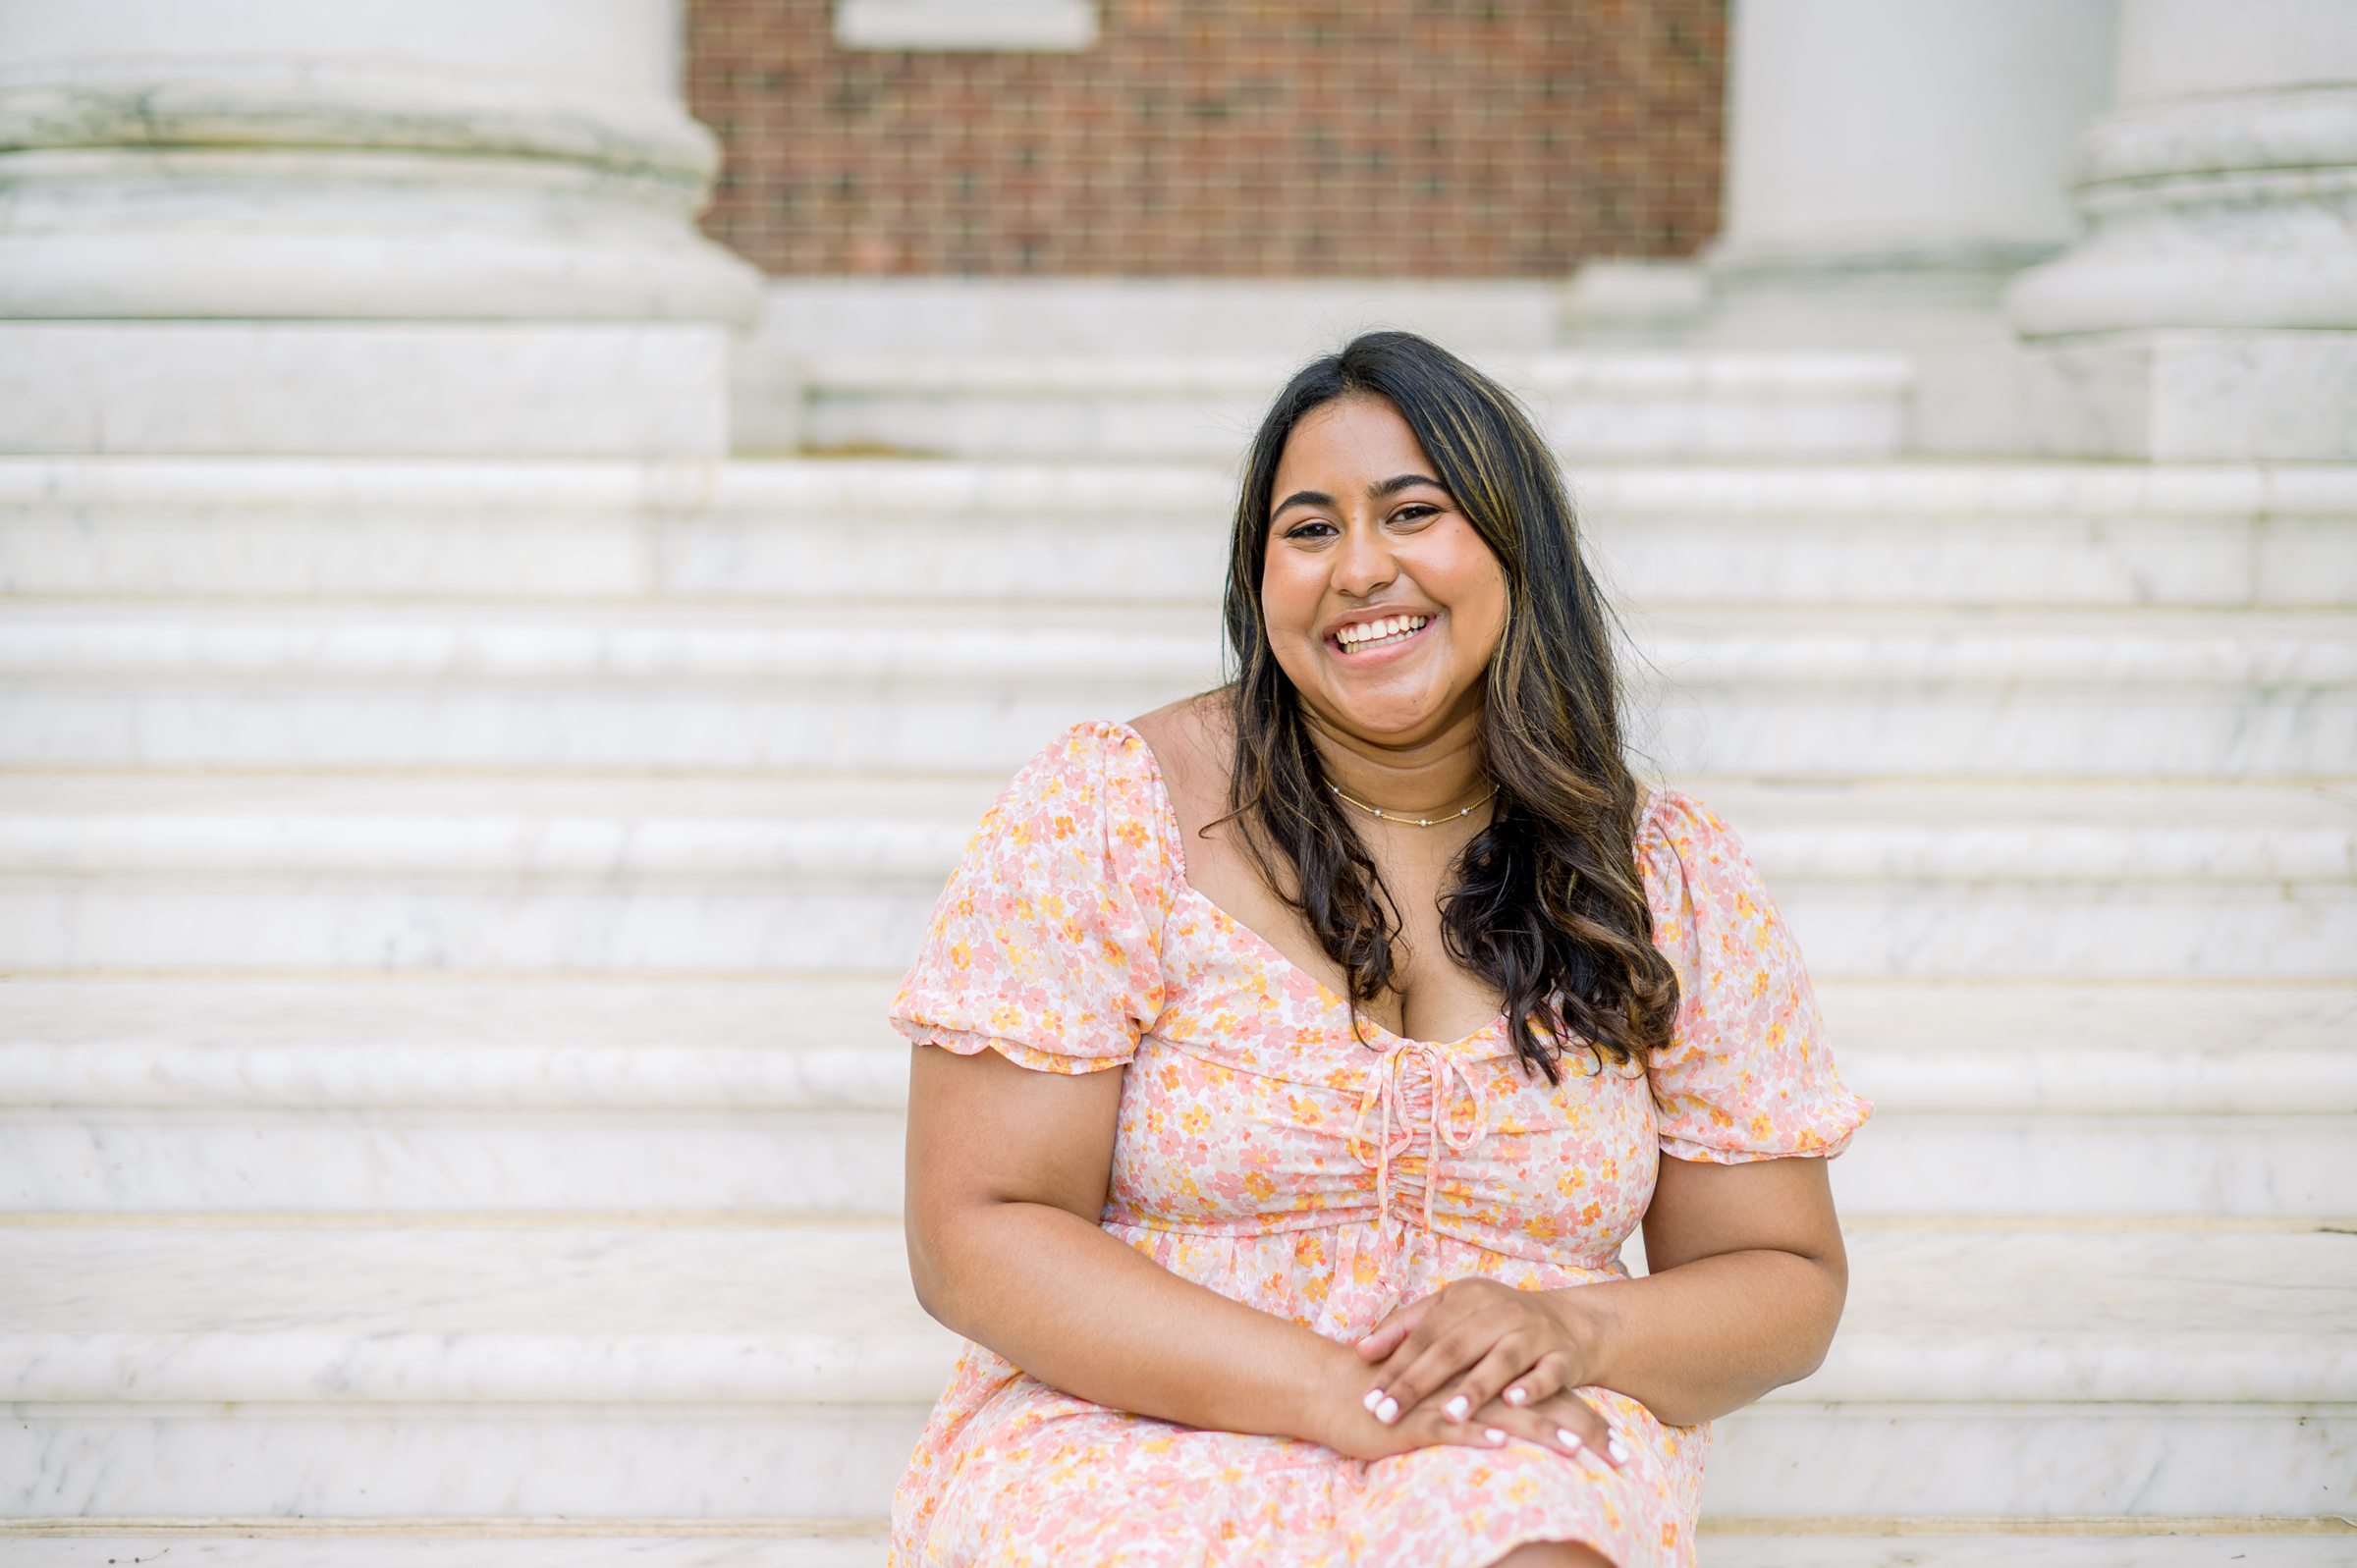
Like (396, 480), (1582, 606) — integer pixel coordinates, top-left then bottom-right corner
(1333, 519), (1398, 597)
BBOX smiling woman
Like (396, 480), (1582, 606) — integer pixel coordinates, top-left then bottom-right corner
(889, 331), (1872, 1567)
(1222, 345), (1672, 1076)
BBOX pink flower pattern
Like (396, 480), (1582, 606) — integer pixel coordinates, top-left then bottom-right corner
(888, 721), (1870, 1567)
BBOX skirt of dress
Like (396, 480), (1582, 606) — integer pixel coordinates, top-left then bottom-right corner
(888, 1225), (1711, 1568)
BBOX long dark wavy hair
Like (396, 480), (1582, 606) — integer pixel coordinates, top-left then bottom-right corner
(1221, 331), (1678, 1080)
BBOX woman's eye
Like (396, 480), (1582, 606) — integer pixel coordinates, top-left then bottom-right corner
(1283, 519), (1337, 540)
(1390, 505), (1440, 526)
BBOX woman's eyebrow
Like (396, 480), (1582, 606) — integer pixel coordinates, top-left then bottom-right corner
(1273, 474), (1448, 514)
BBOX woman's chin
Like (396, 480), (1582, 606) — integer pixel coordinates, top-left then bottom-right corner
(1309, 686), (1471, 747)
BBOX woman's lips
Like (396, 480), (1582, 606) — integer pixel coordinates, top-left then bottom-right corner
(1328, 613), (1436, 658)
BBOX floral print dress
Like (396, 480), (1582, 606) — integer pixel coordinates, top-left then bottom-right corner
(887, 721), (1871, 1567)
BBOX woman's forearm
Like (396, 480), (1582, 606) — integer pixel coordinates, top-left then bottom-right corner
(1550, 1248), (1845, 1429)
(912, 1198), (1354, 1442)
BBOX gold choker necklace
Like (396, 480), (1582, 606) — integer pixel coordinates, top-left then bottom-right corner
(1328, 782), (1498, 828)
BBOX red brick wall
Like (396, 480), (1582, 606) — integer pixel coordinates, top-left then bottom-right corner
(686, 0), (1726, 278)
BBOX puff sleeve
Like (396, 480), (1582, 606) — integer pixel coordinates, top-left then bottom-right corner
(1637, 789), (1872, 1162)
(889, 721), (1179, 1072)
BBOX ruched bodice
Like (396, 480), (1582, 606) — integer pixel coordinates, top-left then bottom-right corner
(1109, 887), (1658, 1271)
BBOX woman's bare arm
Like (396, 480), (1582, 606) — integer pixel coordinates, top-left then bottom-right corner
(905, 1043), (1391, 1449)
(1561, 1154), (1847, 1428)
(1356, 1153), (1847, 1433)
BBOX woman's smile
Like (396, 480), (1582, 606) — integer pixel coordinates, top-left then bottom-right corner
(1327, 609), (1438, 659)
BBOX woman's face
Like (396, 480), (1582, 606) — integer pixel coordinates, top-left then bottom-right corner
(1260, 394), (1510, 750)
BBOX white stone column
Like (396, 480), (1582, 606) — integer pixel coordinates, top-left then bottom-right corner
(1700, 0), (2118, 348)
(0, 0), (762, 457)
(2001, 0), (2357, 460)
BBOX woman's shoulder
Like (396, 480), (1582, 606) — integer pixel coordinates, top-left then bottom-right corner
(970, 718), (1190, 879)
(1628, 783), (1795, 966)
(1632, 784), (1738, 859)
(1125, 689), (1231, 769)
(1630, 783), (1773, 904)
(1124, 690), (1233, 844)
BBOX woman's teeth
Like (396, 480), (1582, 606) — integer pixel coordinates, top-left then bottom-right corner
(1334, 614), (1431, 651)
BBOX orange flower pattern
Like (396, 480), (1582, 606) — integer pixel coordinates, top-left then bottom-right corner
(887, 722), (1870, 1566)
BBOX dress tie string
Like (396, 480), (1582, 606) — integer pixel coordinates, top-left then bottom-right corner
(1348, 1041), (1491, 1235)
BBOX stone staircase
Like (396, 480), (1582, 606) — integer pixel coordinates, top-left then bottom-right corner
(1, 353), (2353, 1565)
(790, 351), (1913, 460)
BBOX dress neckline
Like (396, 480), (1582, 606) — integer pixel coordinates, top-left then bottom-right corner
(1110, 718), (1510, 1053)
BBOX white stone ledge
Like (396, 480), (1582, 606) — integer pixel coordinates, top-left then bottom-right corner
(789, 351), (1916, 460)
(3, 602), (2349, 687)
(0, 976), (905, 1111)
(801, 351), (1915, 398)
(751, 276), (1567, 356)
(0, 453), (2334, 512)
(6, 457), (2350, 609)
(0, 324), (736, 459)
(3, 456), (2353, 519)
(0, 1040), (902, 1113)
(8, 1039), (2350, 1120)
(1, 1401), (2343, 1518)
(0, 1534), (895, 1567)
(1, 601), (2348, 778)
(1, 782), (2345, 975)
(1, 980), (2350, 1218)
(1822, 982), (2357, 1113)
(13, 1102), (2352, 1219)
(2, 1225), (2347, 1407)
(0, 1221), (948, 1406)
(1701, 1538), (2357, 1568)
(3, 978), (2347, 1117)
(0, 775), (2347, 884)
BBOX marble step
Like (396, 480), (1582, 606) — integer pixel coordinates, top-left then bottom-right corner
(0, 1535), (894, 1567)
(9, 976), (2349, 1115)
(4, 601), (2351, 779)
(2, 774), (2350, 978)
(4, 456), (2352, 610)
(2, 1222), (2348, 1520)
(8, 1107), (2343, 1220)
(1699, 1535), (2357, 1567)
(0, 974), (905, 1213)
(3, 1530), (2350, 1568)
(796, 350), (1913, 460)
(3, 978), (2350, 1218)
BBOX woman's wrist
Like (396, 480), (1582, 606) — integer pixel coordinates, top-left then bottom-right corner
(1286, 1332), (1375, 1450)
(1538, 1277), (1621, 1391)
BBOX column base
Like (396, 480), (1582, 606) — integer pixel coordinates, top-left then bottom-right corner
(1915, 330), (2357, 461)
(0, 322), (732, 459)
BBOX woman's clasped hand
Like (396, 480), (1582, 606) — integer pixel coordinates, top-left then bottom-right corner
(1316, 1276), (1626, 1467)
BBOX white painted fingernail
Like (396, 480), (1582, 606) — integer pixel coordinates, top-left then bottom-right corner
(1608, 1436), (1629, 1464)
(1376, 1396), (1398, 1425)
(1504, 1385), (1528, 1406)
(1444, 1395), (1470, 1422)
(1556, 1428), (1582, 1451)
(1484, 1427), (1507, 1446)
(1362, 1387), (1384, 1413)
